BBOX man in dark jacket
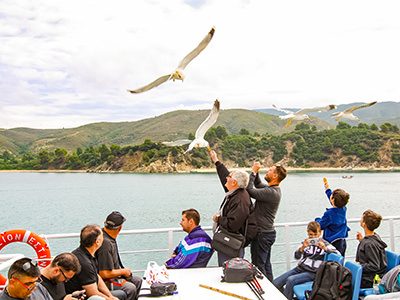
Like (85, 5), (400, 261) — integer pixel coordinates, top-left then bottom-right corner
(210, 150), (256, 266)
(356, 209), (388, 288)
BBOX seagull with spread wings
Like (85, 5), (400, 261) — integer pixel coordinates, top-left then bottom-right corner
(162, 99), (220, 153)
(128, 27), (215, 94)
(331, 101), (377, 121)
(273, 104), (337, 127)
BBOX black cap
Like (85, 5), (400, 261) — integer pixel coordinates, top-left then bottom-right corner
(105, 211), (126, 229)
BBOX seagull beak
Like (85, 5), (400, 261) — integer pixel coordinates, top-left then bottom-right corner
(307, 117), (311, 121)
(207, 146), (211, 151)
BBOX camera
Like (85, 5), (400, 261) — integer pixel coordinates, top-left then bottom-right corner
(308, 238), (320, 245)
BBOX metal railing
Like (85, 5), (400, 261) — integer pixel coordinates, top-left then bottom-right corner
(1, 216), (399, 278)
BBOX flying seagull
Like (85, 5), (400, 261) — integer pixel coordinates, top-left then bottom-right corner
(272, 104), (337, 127)
(162, 99), (220, 153)
(331, 101), (377, 121)
(128, 27), (215, 94)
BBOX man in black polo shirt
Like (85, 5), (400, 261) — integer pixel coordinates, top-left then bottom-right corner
(40, 253), (83, 300)
(96, 212), (142, 300)
(65, 224), (126, 300)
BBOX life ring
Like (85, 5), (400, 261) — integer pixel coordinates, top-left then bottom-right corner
(0, 229), (51, 287)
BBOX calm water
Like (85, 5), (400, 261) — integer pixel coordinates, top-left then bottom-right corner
(1, 171), (399, 274)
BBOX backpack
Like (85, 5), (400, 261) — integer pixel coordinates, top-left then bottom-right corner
(305, 261), (352, 300)
(379, 266), (400, 294)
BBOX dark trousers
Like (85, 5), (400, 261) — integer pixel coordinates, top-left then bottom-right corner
(251, 231), (276, 281)
(331, 238), (347, 257)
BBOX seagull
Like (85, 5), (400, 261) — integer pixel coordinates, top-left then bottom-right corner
(128, 27), (215, 94)
(272, 104), (337, 127)
(331, 101), (377, 121)
(162, 99), (220, 153)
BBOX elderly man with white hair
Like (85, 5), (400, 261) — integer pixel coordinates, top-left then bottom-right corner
(210, 150), (256, 266)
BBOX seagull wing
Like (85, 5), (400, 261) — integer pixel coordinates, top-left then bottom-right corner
(162, 139), (192, 146)
(297, 104), (337, 114)
(272, 104), (294, 115)
(177, 27), (215, 70)
(195, 99), (220, 139)
(344, 101), (378, 113)
(128, 74), (171, 93)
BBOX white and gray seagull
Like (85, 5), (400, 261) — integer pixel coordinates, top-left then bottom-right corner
(162, 99), (220, 153)
(331, 101), (377, 121)
(128, 27), (215, 94)
(273, 104), (337, 127)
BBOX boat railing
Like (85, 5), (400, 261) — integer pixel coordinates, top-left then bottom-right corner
(1, 216), (399, 281)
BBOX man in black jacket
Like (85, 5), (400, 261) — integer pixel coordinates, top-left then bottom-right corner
(210, 150), (256, 266)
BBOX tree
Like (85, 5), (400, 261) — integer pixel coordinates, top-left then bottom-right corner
(239, 128), (251, 135)
(336, 122), (351, 130)
(323, 136), (334, 153)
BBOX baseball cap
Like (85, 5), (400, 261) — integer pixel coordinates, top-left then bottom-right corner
(105, 211), (126, 229)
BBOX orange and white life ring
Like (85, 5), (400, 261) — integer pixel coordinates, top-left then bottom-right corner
(0, 229), (51, 287)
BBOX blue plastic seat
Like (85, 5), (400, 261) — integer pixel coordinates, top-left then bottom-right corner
(360, 250), (400, 297)
(344, 261), (363, 300)
(293, 253), (344, 300)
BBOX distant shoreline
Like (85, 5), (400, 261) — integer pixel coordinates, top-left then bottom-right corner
(0, 167), (398, 173)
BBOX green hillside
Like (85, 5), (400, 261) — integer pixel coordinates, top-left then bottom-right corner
(0, 109), (333, 154)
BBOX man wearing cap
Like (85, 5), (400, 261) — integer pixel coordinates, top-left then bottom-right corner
(0, 257), (52, 300)
(96, 212), (142, 300)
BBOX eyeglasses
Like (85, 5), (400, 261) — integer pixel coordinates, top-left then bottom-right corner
(12, 276), (42, 291)
(22, 260), (38, 272)
(58, 267), (72, 282)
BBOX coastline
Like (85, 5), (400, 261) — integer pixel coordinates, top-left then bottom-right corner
(0, 166), (398, 173)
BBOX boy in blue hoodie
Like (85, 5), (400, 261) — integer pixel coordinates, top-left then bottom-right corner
(315, 178), (350, 256)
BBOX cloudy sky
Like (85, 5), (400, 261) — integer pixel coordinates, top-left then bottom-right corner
(1, 0), (399, 129)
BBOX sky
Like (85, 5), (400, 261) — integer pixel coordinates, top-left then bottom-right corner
(1, 0), (400, 129)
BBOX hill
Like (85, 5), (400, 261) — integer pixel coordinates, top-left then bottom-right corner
(0, 109), (333, 154)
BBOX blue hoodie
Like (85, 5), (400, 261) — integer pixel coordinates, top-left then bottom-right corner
(165, 226), (213, 269)
(315, 188), (350, 243)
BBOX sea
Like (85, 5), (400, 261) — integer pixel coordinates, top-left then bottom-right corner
(1, 171), (399, 276)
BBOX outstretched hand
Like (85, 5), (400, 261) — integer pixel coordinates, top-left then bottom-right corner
(209, 150), (218, 163)
(252, 162), (261, 174)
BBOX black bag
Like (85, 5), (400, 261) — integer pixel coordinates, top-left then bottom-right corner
(222, 258), (257, 282)
(138, 282), (177, 297)
(211, 226), (245, 258)
(305, 261), (352, 300)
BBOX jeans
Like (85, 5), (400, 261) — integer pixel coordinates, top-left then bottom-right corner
(273, 267), (315, 300)
(108, 275), (143, 300)
(251, 231), (276, 281)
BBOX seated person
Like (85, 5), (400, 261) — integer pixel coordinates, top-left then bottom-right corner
(0, 257), (52, 300)
(40, 252), (84, 300)
(65, 224), (126, 300)
(165, 208), (213, 269)
(273, 221), (340, 300)
(356, 209), (388, 288)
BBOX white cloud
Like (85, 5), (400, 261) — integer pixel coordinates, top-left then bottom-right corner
(0, 0), (399, 129)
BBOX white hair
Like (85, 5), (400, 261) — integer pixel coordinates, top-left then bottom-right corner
(232, 169), (249, 188)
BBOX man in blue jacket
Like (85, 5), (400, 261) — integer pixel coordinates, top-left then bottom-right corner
(165, 209), (213, 269)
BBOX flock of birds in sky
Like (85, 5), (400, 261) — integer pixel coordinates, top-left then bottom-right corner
(127, 27), (378, 153)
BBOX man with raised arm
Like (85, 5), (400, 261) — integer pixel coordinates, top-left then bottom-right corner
(96, 212), (142, 300)
(246, 162), (287, 281)
(65, 224), (126, 300)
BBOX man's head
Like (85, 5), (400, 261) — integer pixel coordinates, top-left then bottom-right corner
(265, 165), (287, 185)
(180, 209), (200, 233)
(331, 189), (350, 208)
(225, 169), (249, 191)
(361, 209), (382, 232)
(80, 224), (103, 250)
(105, 211), (126, 231)
(7, 258), (41, 299)
(47, 253), (81, 284)
(307, 221), (322, 238)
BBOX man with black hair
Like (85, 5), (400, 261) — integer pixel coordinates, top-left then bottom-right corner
(65, 224), (126, 300)
(96, 212), (142, 300)
(0, 257), (52, 300)
(40, 253), (83, 300)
